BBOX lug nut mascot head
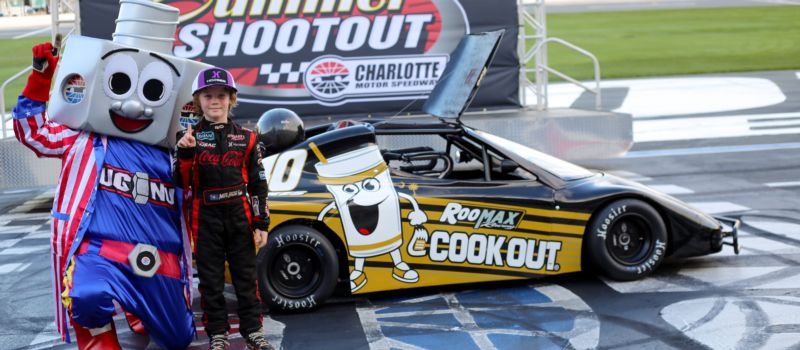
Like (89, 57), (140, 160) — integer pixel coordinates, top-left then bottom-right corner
(11, 0), (210, 348)
(312, 143), (427, 293)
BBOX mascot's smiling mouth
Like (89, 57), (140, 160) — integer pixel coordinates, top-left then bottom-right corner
(109, 110), (153, 133)
(348, 201), (381, 235)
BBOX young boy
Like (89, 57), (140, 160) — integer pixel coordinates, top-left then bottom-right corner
(174, 67), (273, 350)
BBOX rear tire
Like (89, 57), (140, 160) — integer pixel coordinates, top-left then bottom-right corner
(257, 225), (339, 312)
(586, 199), (668, 281)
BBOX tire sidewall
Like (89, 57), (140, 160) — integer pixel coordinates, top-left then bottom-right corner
(587, 198), (668, 281)
(257, 225), (339, 312)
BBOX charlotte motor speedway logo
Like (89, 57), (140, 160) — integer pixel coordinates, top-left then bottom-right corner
(304, 55), (448, 102)
(167, 0), (469, 106)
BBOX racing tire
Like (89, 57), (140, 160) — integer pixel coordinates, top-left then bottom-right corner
(585, 199), (668, 281)
(257, 225), (339, 312)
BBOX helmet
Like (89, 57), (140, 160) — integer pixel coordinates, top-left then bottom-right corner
(192, 67), (237, 95)
(255, 108), (305, 154)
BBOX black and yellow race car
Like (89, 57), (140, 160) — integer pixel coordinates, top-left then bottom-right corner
(255, 30), (740, 312)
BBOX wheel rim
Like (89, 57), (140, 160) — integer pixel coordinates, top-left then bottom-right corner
(269, 243), (322, 298)
(606, 213), (653, 265)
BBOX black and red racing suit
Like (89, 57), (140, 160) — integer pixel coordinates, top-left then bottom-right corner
(173, 118), (269, 337)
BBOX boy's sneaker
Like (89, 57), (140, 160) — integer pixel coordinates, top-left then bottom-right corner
(245, 329), (275, 350)
(208, 332), (229, 350)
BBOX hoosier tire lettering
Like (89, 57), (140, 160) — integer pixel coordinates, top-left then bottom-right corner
(585, 199), (668, 281)
(257, 225), (338, 313)
(596, 204), (627, 240)
(270, 295), (317, 310)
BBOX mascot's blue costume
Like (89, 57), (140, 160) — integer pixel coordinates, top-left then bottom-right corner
(11, 0), (211, 348)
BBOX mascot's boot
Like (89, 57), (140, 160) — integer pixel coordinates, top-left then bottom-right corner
(124, 310), (146, 335)
(73, 321), (122, 350)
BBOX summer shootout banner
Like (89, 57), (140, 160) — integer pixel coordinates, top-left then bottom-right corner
(80, 0), (519, 119)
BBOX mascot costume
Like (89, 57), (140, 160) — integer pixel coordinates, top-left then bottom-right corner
(12, 0), (210, 348)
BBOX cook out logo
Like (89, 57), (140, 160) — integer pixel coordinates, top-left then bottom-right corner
(165, 0), (468, 104)
(425, 231), (562, 271)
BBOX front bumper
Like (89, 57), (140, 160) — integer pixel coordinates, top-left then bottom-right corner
(715, 216), (741, 255)
(714, 216), (742, 255)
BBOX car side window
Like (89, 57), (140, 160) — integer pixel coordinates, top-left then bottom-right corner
(377, 134), (536, 182)
(377, 134), (453, 179)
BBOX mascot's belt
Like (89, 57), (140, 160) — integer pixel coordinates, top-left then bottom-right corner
(77, 239), (181, 280)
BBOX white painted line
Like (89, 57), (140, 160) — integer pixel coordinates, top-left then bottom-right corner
(546, 77), (786, 118)
(0, 225), (41, 234)
(27, 322), (62, 349)
(11, 26), (51, 40)
(625, 142), (800, 158)
(0, 239), (21, 249)
(649, 184), (694, 195)
(765, 181), (800, 188)
(686, 202), (750, 215)
(764, 0), (800, 6)
(0, 262), (31, 274)
(23, 231), (50, 240)
(662, 297), (744, 349)
(634, 112), (800, 143)
(0, 189), (37, 194)
(607, 170), (652, 182)
(748, 119), (800, 128)
(0, 212), (51, 221)
(0, 246), (48, 255)
(747, 221), (800, 237)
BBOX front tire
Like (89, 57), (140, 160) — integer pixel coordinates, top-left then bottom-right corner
(586, 199), (668, 281)
(257, 225), (339, 312)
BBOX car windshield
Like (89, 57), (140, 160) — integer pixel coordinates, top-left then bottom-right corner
(472, 129), (595, 181)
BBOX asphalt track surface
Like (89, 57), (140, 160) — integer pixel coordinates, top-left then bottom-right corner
(1, 69), (799, 349)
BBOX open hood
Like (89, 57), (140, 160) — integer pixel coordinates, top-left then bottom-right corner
(422, 29), (505, 122)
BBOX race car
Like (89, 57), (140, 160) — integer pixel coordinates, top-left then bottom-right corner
(255, 30), (740, 312)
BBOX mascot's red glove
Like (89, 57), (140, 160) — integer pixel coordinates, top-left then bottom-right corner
(22, 42), (59, 102)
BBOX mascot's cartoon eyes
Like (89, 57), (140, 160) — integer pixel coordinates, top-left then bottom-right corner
(109, 73), (131, 95)
(362, 178), (380, 192)
(343, 184), (358, 194)
(103, 54), (138, 99)
(138, 61), (174, 107)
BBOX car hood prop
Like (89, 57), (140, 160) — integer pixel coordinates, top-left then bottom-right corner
(422, 29), (505, 124)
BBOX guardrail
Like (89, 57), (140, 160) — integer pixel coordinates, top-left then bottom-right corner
(1, 67), (32, 139)
(518, 0), (602, 111)
(529, 37), (601, 110)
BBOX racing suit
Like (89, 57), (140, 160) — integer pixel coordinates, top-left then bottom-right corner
(174, 118), (269, 337)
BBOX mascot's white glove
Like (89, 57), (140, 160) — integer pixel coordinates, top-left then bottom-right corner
(406, 210), (429, 257)
(407, 226), (429, 257)
(408, 210), (427, 226)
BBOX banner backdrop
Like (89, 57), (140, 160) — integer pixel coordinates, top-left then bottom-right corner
(80, 0), (519, 120)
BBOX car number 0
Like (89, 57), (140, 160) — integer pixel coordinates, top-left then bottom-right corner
(261, 149), (308, 191)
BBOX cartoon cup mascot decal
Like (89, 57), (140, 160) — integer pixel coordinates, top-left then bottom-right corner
(311, 143), (427, 292)
(11, 0), (210, 348)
